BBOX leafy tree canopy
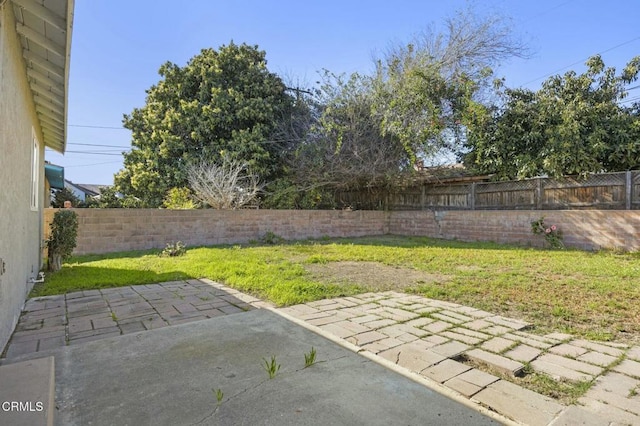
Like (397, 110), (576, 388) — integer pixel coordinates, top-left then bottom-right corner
(269, 9), (527, 206)
(114, 42), (294, 207)
(463, 55), (640, 179)
(51, 187), (81, 208)
(290, 71), (409, 190)
(371, 9), (528, 162)
(84, 186), (142, 208)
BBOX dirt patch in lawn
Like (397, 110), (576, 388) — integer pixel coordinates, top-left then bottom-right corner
(304, 261), (450, 292)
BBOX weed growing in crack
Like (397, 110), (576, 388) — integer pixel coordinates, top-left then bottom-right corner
(304, 347), (317, 368)
(461, 357), (593, 405)
(213, 388), (223, 405)
(263, 355), (280, 379)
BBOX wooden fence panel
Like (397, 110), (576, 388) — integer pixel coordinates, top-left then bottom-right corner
(336, 190), (386, 210)
(475, 180), (536, 210)
(423, 184), (471, 209)
(542, 173), (626, 209)
(633, 172), (640, 208)
(388, 188), (423, 210)
(335, 171), (640, 211)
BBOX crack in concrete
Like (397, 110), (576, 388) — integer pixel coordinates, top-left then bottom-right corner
(63, 293), (71, 344)
(191, 377), (271, 426)
(190, 354), (351, 425)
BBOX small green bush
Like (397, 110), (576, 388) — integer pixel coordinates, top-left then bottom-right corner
(531, 217), (564, 249)
(259, 231), (284, 245)
(160, 241), (187, 257)
(47, 209), (78, 271)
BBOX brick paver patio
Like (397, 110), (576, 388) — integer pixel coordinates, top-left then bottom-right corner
(1, 279), (269, 359)
(280, 291), (640, 426)
(3, 282), (639, 425)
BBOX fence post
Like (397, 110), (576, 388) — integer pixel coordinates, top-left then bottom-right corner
(421, 183), (426, 210)
(626, 171), (632, 210)
(470, 183), (476, 210)
(535, 178), (543, 210)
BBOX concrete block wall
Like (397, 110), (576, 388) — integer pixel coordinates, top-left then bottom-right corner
(389, 210), (544, 248)
(45, 209), (389, 255)
(388, 210), (640, 251)
(44, 208), (640, 255)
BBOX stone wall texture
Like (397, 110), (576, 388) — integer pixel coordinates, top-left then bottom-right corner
(44, 208), (640, 255)
(388, 210), (640, 251)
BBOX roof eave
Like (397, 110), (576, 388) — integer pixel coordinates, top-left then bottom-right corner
(58, 0), (73, 154)
(12, 0), (74, 154)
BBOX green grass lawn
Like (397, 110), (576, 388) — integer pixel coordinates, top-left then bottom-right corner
(33, 235), (640, 343)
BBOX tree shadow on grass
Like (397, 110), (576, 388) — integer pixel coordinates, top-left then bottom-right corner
(31, 265), (195, 297)
(66, 248), (165, 265)
(287, 235), (539, 252)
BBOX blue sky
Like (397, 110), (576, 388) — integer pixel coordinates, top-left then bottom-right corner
(47, 0), (640, 185)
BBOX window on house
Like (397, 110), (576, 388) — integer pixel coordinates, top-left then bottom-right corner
(31, 132), (39, 210)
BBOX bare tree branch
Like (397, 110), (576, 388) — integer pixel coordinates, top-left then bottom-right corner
(187, 157), (263, 209)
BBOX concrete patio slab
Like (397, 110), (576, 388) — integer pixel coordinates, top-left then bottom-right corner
(0, 357), (54, 426)
(5, 310), (500, 426)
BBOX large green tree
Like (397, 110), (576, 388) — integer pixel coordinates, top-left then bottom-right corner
(115, 42), (294, 206)
(371, 10), (528, 162)
(269, 9), (527, 206)
(290, 71), (408, 190)
(464, 55), (640, 179)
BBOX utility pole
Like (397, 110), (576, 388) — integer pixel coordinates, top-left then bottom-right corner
(285, 86), (313, 104)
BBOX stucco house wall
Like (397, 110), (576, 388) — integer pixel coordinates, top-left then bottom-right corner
(0, 4), (47, 352)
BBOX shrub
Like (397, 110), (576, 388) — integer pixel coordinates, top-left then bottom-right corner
(259, 231), (285, 245)
(160, 241), (187, 257)
(162, 187), (197, 209)
(261, 178), (336, 209)
(47, 209), (78, 271)
(531, 217), (564, 249)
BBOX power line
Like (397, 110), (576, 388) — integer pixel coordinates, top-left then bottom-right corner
(65, 149), (129, 153)
(519, 35), (640, 87)
(68, 142), (130, 148)
(64, 160), (123, 168)
(67, 146), (128, 151)
(61, 137), (305, 155)
(64, 151), (125, 156)
(522, 0), (575, 23)
(69, 124), (128, 130)
(620, 95), (640, 104)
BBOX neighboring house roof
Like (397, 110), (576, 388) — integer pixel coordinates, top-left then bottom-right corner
(44, 162), (64, 189)
(10, 0), (74, 153)
(71, 182), (104, 197)
(64, 180), (109, 200)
